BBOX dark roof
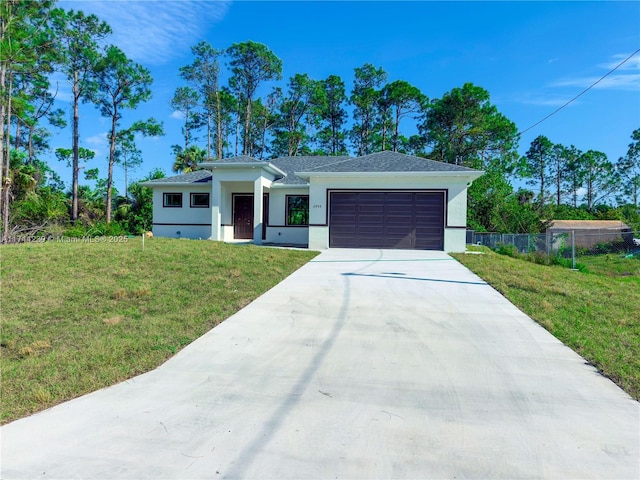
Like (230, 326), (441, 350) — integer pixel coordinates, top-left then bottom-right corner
(270, 156), (351, 185)
(146, 152), (481, 186)
(143, 170), (212, 184)
(303, 151), (479, 173)
(205, 155), (262, 164)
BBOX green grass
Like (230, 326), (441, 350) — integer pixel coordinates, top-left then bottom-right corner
(453, 248), (640, 401)
(0, 238), (317, 424)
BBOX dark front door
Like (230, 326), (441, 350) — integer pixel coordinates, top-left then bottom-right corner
(233, 195), (254, 239)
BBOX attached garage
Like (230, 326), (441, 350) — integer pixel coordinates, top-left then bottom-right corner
(329, 191), (445, 250)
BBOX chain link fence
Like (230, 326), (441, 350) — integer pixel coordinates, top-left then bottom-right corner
(467, 229), (640, 265)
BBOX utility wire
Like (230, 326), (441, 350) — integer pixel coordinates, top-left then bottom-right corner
(519, 48), (640, 136)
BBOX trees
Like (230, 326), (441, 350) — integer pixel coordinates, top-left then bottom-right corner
(116, 168), (165, 234)
(580, 150), (616, 211)
(91, 45), (162, 223)
(421, 83), (518, 169)
(315, 75), (348, 155)
(271, 73), (321, 157)
(524, 135), (553, 209)
(227, 41), (282, 156)
(1, 0), (60, 241)
(173, 145), (205, 173)
(170, 86), (201, 152)
(617, 128), (640, 208)
(350, 63), (387, 156)
(114, 129), (143, 199)
(179, 41), (223, 159)
(52, 8), (111, 223)
(420, 83), (519, 233)
(379, 80), (425, 153)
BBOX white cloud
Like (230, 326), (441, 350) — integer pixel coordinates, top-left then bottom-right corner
(597, 53), (640, 72)
(550, 52), (640, 92)
(83, 132), (108, 158)
(515, 94), (578, 107)
(85, 133), (108, 146)
(59, 0), (231, 65)
(170, 110), (185, 120)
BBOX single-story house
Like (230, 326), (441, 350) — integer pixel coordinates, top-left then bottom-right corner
(546, 220), (633, 249)
(142, 151), (483, 252)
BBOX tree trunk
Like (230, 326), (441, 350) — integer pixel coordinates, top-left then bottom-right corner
(2, 73), (13, 242)
(28, 124), (35, 163)
(235, 107), (240, 156)
(106, 111), (118, 223)
(0, 61), (6, 220)
(243, 97), (251, 156)
(539, 165), (545, 210)
(72, 72), (80, 222)
(14, 117), (21, 151)
(393, 108), (401, 152)
(216, 91), (222, 159)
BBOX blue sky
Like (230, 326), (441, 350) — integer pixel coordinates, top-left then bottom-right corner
(51, 1), (640, 196)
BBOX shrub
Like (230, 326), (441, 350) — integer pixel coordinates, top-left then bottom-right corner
(495, 243), (518, 257)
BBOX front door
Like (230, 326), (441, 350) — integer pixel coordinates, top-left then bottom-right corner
(233, 194), (254, 239)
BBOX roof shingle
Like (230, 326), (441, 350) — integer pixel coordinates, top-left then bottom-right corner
(143, 170), (212, 184)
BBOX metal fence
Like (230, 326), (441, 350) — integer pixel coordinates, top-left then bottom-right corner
(467, 229), (640, 264)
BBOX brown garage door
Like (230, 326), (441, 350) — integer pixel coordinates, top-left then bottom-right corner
(329, 191), (445, 250)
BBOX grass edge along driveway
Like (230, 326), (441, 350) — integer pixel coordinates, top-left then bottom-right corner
(452, 249), (640, 402)
(0, 238), (318, 424)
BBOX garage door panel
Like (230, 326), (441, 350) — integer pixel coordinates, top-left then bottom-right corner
(329, 191), (444, 250)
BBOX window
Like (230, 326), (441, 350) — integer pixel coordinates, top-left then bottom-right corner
(190, 193), (210, 208)
(286, 195), (309, 226)
(163, 193), (182, 208)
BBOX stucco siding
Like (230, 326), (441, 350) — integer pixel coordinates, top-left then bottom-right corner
(152, 224), (212, 239)
(151, 186), (212, 240)
(306, 175), (472, 252)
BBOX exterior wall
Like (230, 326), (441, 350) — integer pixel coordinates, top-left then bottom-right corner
(306, 175), (473, 252)
(149, 171), (475, 252)
(153, 224), (212, 239)
(151, 185), (212, 239)
(264, 187), (310, 245)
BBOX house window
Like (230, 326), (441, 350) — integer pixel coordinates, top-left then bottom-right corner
(190, 193), (210, 208)
(163, 193), (182, 208)
(286, 195), (309, 226)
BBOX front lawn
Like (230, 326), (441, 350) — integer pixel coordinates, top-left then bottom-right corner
(453, 248), (640, 401)
(0, 238), (317, 424)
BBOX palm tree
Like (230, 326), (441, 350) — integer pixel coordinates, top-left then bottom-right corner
(173, 145), (206, 173)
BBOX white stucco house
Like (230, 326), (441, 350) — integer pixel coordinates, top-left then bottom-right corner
(142, 151), (483, 252)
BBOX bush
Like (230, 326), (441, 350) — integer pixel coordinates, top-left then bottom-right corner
(63, 221), (128, 238)
(493, 244), (587, 272)
(495, 243), (518, 257)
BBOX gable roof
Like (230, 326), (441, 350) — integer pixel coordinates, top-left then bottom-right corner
(303, 151), (479, 173)
(270, 156), (351, 185)
(199, 156), (286, 177)
(141, 170), (212, 186)
(144, 151), (482, 187)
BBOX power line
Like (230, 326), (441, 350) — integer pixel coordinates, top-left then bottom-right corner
(519, 48), (640, 136)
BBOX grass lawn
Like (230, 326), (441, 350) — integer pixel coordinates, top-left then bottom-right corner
(0, 237), (318, 424)
(452, 248), (640, 401)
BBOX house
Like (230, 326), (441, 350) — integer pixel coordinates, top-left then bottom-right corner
(546, 220), (633, 249)
(142, 151), (483, 252)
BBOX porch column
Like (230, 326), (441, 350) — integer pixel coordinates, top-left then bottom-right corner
(253, 177), (266, 245)
(210, 178), (222, 241)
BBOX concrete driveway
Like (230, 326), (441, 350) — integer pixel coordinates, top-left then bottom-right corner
(2, 249), (638, 479)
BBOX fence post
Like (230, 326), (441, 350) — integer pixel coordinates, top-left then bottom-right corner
(571, 230), (576, 270)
